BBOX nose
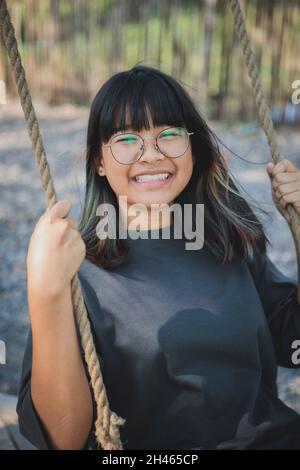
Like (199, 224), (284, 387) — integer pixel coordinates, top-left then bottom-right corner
(139, 137), (165, 162)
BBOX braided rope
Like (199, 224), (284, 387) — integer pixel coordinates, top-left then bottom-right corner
(1, 0), (300, 450)
(0, 0), (126, 450)
(229, 0), (300, 251)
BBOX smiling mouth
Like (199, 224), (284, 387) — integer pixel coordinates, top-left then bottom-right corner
(131, 172), (173, 183)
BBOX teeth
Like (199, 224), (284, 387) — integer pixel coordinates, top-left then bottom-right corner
(134, 173), (171, 182)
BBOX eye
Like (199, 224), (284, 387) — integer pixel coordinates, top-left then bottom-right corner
(115, 135), (139, 144)
(160, 131), (177, 139)
(159, 127), (186, 139)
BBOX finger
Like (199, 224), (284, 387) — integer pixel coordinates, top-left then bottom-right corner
(266, 162), (274, 177)
(276, 190), (300, 209)
(67, 218), (78, 229)
(271, 186), (290, 209)
(272, 159), (298, 176)
(46, 200), (72, 221)
(271, 172), (300, 190)
(273, 182), (300, 198)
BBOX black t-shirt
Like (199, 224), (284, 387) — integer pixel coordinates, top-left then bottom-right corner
(16, 223), (300, 449)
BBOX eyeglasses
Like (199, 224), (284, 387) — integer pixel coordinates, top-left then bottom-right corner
(101, 126), (195, 165)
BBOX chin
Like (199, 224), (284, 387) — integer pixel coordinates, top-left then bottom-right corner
(131, 193), (175, 207)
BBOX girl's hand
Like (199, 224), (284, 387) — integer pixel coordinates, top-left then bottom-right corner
(26, 199), (86, 299)
(266, 159), (300, 226)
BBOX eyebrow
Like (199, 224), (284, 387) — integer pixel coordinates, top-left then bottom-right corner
(113, 124), (171, 134)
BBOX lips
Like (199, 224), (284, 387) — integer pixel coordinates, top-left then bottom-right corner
(130, 172), (175, 188)
(132, 172), (172, 182)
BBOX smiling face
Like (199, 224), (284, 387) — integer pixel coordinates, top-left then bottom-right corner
(98, 114), (194, 228)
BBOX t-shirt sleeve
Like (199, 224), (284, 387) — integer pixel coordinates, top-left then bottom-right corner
(246, 251), (300, 368)
(16, 286), (99, 450)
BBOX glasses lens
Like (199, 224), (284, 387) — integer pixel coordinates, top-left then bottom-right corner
(111, 134), (143, 163)
(157, 127), (189, 158)
(110, 127), (190, 163)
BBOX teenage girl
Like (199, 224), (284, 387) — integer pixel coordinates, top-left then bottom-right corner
(17, 65), (300, 450)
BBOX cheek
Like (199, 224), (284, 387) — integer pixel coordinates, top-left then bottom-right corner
(104, 163), (131, 197)
(108, 174), (130, 197)
(176, 155), (194, 186)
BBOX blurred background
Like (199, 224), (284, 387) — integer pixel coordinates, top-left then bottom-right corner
(1, 0), (300, 123)
(0, 0), (300, 448)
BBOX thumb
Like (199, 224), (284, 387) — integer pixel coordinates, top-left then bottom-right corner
(266, 162), (274, 177)
(48, 199), (72, 220)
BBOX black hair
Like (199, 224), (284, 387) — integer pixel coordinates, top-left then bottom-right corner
(78, 64), (270, 269)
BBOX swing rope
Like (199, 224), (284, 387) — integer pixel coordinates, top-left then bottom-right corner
(0, 0), (300, 451)
(229, 0), (300, 250)
(0, 0), (126, 451)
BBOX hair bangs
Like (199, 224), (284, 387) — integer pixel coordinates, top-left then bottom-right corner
(99, 69), (186, 143)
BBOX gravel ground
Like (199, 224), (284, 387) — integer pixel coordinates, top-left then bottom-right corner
(0, 99), (299, 414)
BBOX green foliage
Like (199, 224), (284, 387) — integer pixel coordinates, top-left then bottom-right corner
(1, 0), (298, 121)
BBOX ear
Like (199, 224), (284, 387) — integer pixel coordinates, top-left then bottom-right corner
(97, 157), (106, 177)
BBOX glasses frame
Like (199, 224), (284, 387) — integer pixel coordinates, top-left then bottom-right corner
(101, 126), (195, 165)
